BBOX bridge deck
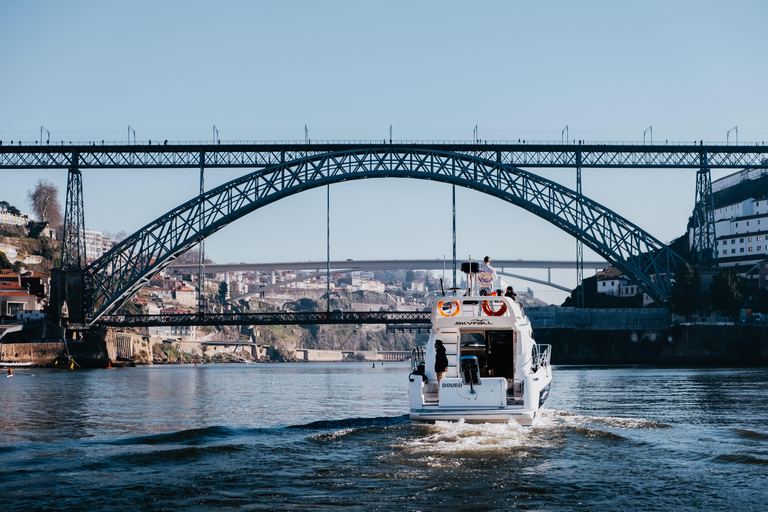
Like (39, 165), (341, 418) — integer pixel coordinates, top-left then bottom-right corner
(96, 310), (432, 328)
(2, 142), (767, 169)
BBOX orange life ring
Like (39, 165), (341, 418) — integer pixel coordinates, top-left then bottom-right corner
(482, 300), (507, 316)
(437, 300), (461, 317)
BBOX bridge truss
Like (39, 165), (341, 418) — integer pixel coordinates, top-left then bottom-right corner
(98, 310), (432, 328)
(4, 142), (767, 327)
(2, 142), (767, 170)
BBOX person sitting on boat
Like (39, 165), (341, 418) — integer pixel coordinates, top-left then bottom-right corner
(478, 256), (498, 294)
(505, 286), (517, 299)
(435, 340), (448, 386)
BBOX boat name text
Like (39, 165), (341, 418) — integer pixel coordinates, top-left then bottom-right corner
(453, 319), (492, 326)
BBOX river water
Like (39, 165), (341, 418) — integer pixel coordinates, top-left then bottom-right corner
(1, 362), (767, 511)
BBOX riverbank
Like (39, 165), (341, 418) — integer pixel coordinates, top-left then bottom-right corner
(4, 324), (768, 367)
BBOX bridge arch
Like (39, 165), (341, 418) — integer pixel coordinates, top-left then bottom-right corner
(86, 148), (684, 322)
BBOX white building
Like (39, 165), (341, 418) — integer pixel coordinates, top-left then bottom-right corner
(694, 164), (768, 276)
(0, 209), (31, 226)
(83, 229), (108, 262)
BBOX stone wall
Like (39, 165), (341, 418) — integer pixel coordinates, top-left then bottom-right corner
(0, 341), (108, 367)
(538, 325), (768, 365)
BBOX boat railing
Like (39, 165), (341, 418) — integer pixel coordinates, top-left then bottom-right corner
(533, 344), (552, 370)
(411, 346), (425, 371)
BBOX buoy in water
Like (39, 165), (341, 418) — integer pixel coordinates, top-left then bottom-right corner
(372, 363), (375, 368)
(7, 368), (12, 377)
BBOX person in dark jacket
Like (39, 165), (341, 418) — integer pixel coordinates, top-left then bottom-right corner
(434, 339), (449, 385)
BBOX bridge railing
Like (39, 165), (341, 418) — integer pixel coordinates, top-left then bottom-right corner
(2, 139), (767, 147)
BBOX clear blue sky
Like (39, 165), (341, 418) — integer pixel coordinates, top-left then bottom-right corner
(2, 1), (767, 303)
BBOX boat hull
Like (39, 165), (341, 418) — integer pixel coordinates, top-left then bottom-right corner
(410, 407), (541, 426)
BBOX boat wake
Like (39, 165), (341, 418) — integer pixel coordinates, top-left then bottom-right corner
(401, 418), (538, 455)
(540, 409), (671, 430)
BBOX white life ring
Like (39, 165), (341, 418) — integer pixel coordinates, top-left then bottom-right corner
(437, 300), (461, 317)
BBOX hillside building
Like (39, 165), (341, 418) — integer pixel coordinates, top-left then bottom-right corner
(692, 163), (768, 281)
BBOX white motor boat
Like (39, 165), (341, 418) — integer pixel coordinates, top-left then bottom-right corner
(408, 270), (552, 426)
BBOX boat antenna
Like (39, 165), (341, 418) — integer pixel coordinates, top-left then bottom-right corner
(440, 278), (445, 297)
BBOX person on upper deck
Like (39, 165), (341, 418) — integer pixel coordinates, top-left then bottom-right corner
(505, 286), (517, 300)
(479, 256), (498, 294)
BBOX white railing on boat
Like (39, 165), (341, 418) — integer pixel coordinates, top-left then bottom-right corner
(533, 344), (552, 371)
(411, 346), (425, 371)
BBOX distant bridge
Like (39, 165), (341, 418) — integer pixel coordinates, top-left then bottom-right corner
(170, 259), (608, 274)
(169, 259), (608, 297)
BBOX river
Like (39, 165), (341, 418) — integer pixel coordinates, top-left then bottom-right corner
(1, 362), (766, 511)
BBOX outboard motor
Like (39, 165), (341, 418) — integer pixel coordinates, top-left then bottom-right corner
(460, 355), (481, 394)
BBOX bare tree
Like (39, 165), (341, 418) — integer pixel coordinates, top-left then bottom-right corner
(27, 179), (62, 228)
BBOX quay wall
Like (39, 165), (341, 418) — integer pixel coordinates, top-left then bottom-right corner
(0, 341), (109, 367)
(539, 324), (768, 365)
(294, 349), (410, 361)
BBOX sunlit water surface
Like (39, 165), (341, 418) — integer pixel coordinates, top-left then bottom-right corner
(1, 362), (767, 511)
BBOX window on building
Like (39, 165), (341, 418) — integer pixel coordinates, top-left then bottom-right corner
(723, 250), (727, 254)
(749, 247), (754, 252)
(759, 246), (762, 250)
(736, 222), (739, 227)
(759, 236), (762, 241)
(749, 237), (753, 242)
(740, 248), (745, 253)
(731, 240), (735, 245)
(732, 249), (736, 254)
(740, 238), (744, 243)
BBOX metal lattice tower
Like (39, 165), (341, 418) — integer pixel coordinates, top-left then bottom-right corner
(692, 154), (718, 267)
(576, 152), (584, 308)
(62, 161), (86, 269)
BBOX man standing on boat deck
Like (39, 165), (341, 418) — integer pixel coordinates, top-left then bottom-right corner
(435, 340), (448, 386)
(479, 256), (498, 294)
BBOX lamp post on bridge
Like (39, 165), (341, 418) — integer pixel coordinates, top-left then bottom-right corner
(644, 126), (652, 145)
(40, 126), (50, 145)
(727, 126), (738, 145)
(562, 125), (569, 144)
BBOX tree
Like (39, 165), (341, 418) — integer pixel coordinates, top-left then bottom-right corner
(0, 201), (21, 217)
(217, 281), (228, 304)
(26, 220), (48, 239)
(709, 269), (744, 318)
(670, 262), (702, 319)
(27, 179), (62, 228)
(0, 251), (12, 270)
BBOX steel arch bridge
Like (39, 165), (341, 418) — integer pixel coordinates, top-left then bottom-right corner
(78, 147), (687, 324)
